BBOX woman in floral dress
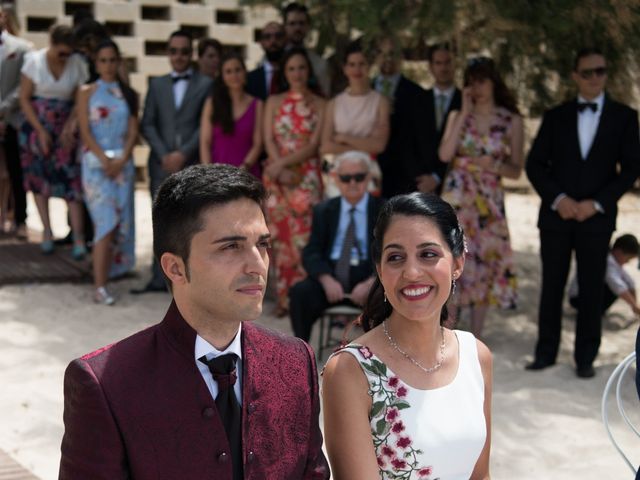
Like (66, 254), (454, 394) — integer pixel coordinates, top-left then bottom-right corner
(19, 25), (89, 256)
(263, 47), (325, 316)
(77, 40), (138, 305)
(323, 193), (492, 479)
(438, 57), (524, 338)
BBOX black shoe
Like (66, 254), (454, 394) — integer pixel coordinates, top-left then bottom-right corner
(525, 359), (555, 371)
(130, 282), (168, 295)
(576, 365), (595, 378)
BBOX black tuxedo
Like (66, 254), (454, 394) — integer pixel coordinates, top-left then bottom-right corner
(289, 195), (384, 341)
(526, 96), (640, 368)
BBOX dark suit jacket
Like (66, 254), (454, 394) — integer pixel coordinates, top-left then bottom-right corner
(246, 66), (268, 101)
(141, 72), (212, 193)
(59, 301), (329, 480)
(422, 87), (462, 181)
(376, 75), (431, 198)
(526, 96), (640, 233)
(303, 195), (384, 279)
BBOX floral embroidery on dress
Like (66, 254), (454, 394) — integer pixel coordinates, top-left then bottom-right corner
(344, 345), (439, 479)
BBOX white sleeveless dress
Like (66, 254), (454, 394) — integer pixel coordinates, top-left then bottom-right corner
(331, 330), (486, 479)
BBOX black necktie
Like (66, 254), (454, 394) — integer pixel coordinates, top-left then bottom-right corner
(173, 74), (191, 83)
(199, 353), (243, 480)
(577, 102), (597, 113)
(335, 208), (357, 292)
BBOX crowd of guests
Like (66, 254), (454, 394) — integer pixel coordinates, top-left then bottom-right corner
(0, 3), (639, 373)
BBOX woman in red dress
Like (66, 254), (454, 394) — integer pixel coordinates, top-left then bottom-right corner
(263, 47), (326, 316)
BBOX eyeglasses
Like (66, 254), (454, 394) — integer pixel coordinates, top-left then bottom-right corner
(169, 47), (192, 56)
(262, 32), (285, 41)
(578, 67), (607, 79)
(338, 172), (367, 183)
(57, 50), (72, 59)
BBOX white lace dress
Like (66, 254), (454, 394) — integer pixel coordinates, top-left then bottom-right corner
(331, 330), (486, 479)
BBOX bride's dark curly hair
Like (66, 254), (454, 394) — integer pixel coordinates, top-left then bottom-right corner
(361, 193), (466, 332)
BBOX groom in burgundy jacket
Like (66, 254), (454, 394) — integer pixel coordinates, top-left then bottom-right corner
(59, 164), (329, 479)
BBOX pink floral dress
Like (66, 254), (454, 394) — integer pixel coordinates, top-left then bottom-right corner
(441, 108), (517, 308)
(326, 330), (486, 479)
(264, 91), (323, 309)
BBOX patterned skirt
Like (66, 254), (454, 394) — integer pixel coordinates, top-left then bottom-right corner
(19, 97), (81, 201)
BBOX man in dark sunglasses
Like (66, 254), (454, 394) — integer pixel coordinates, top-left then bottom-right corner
(526, 47), (640, 379)
(289, 151), (385, 342)
(246, 21), (286, 100)
(133, 29), (212, 294)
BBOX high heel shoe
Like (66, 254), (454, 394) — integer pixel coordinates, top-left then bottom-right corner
(94, 286), (116, 306)
(71, 243), (87, 261)
(40, 239), (54, 255)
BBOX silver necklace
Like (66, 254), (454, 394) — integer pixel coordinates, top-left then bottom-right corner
(383, 320), (446, 374)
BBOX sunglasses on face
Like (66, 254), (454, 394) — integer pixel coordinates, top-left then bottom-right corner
(467, 56), (493, 67)
(578, 67), (607, 79)
(338, 172), (367, 183)
(169, 47), (192, 56)
(57, 51), (72, 59)
(262, 32), (285, 41)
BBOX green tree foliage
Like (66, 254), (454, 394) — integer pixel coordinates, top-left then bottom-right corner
(244, 0), (640, 114)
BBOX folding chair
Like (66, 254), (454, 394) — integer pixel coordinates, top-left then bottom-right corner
(316, 304), (362, 360)
(602, 352), (639, 476)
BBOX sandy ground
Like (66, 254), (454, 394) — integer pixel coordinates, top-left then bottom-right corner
(0, 188), (639, 479)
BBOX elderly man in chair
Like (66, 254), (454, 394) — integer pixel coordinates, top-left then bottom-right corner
(289, 151), (384, 342)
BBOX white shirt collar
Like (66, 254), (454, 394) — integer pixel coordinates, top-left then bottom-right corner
(195, 322), (243, 362)
(434, 85), (455, 97)
(578, 92), (605, 112)
(171, 68), (193, 78)
(340, 192), (369, 215)
(263, 60), (275, 73)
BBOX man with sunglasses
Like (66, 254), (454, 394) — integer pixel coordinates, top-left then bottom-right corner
(247, 22), (286, 100)
(526, 47), (640, 378)
(134, 30), (212, 294)
(289, 151), (384, 341)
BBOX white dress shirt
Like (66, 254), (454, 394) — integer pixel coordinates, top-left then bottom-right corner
(569, 252), (636, 298)
(577, 92), (605, 159)
(171, 68), (193, 110)
(195, 323), (243, 405)
(330, 193), (369, 261)
(433, 85), (456, 115)
(263, 60), (275, 94)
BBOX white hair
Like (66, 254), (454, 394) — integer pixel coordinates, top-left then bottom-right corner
(332, 150), (372, 172)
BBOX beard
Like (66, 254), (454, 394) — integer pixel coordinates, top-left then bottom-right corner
(265, 48), (284, 63)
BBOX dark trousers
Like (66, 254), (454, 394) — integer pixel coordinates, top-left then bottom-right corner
(289, 263), (371, 342)
(148, 161), (170, 288)
(569, 285), (617, 316)
(535, 229), (611, 367)
(4, 125), (26, 226)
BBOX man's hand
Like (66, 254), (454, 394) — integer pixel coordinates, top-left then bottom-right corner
(350, 278), (375, 306)
(556, 196), (579, 220)
(162, 151), (186, 174)
(319, 274), (345, 304)
(575, 200), (598, 222)
(415, 174), (439, 193)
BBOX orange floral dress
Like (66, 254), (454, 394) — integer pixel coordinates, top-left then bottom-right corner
(264, 91), (323, 310)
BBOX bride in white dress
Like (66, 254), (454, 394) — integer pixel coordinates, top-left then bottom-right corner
(322, 192), (492, 479)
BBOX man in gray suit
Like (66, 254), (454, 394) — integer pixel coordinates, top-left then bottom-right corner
(132, 30), (212, 294)
(0, 7), (31, 238)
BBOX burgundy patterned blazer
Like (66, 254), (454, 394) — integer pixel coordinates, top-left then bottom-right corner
(59, 301), (330, 479)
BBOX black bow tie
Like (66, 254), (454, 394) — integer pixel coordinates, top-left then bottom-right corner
(577, 102), (598, 113)
(172, 74), (191, 83)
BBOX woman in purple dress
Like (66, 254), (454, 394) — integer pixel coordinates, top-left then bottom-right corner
(199, 52), (263, 176)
